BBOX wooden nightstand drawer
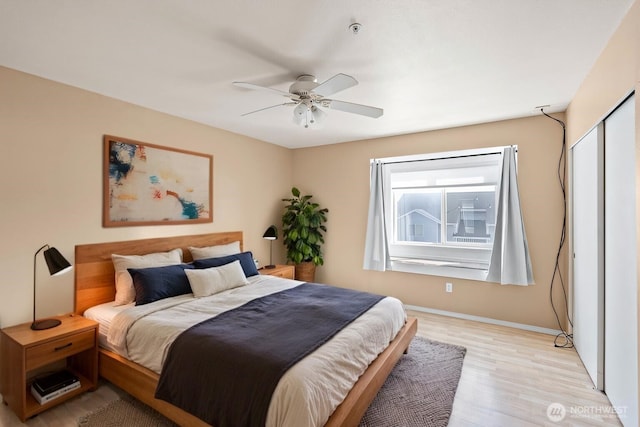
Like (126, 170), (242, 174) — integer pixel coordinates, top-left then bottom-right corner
(267, 269), (293, 279)
(25, 329), (95, 371)
(260, 265), (295, 280)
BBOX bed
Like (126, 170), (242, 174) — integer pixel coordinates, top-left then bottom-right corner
(74, 231), (417, 427)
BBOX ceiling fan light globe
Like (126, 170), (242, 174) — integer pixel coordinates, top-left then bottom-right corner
(293, 103), (308, 117)
(292, 113), (304, 126)
(311, 106), (326, 126)
(293, 103), (313, 127)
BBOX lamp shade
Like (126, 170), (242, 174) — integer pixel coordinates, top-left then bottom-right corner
(263, 225), (278, 240)
(43, 247), (73, 276)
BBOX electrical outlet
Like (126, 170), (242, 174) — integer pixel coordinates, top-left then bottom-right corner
(445, 282), (453, 293)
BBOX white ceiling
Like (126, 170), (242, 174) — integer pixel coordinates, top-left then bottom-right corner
(0, 1), (634, 148)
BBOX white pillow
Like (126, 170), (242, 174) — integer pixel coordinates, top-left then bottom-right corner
(185, 260), (249, 298)
(111, 248), (183, 305)
(189, 241), (241, 260)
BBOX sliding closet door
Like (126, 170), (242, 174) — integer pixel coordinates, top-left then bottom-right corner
(604, 93), (637, 426)
(571, 125), (604, 389)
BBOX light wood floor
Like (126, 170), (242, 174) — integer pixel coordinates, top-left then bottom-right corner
(0, 310), (622, 426)
(411, 310), (621, 427)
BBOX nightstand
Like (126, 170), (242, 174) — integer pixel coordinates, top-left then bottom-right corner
(260, 264), (295, 280)
(0, 315), (98, 422)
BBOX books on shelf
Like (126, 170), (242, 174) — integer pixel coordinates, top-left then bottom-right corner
(30, 370), (80, 405)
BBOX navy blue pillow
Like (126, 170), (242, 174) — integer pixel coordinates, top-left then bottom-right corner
(193, 251), (259, 277)
(128, 264), (194, 306)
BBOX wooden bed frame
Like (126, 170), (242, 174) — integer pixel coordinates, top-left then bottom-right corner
(74, 231), (417, 427)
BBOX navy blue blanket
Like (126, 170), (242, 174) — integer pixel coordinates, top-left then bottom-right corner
(155, 282), (384, 427)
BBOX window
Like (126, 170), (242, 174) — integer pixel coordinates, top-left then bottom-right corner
(378, 147), (507, 279)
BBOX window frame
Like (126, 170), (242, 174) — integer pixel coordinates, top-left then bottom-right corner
(376, 146), (511, 279)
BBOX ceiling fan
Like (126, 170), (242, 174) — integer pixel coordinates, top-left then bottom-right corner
(232, 73), (383, 128)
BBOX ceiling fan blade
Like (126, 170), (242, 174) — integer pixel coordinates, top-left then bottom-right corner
(233, 81), (292, 98)
(325, 99), (383, 118)
(240, 102), (295, 117)
(314, 73), (358, 97)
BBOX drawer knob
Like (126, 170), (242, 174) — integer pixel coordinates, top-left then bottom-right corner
(54, 342), (73, 351)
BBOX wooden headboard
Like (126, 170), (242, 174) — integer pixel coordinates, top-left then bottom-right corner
(74, 231), (243, 315)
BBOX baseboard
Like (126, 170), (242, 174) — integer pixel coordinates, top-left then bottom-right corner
(404, 304), (562, 336)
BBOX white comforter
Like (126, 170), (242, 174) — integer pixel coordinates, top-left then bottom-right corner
(102, 275), (406, 427)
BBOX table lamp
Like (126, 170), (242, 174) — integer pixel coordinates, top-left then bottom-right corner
(262, 226), (278, 269)
(32, 244), (73, 330)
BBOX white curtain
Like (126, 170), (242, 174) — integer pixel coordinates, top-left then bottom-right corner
(486, 147), (534, 285)
(363, 160), (391, 271)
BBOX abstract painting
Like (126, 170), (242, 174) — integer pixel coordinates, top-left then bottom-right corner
(103, 135), (213, 227)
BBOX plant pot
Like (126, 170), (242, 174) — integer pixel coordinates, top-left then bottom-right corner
(295, 262), (316, 282)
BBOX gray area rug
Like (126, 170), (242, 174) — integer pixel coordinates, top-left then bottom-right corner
(78, 397), (178, 427)
(359, 336), (466, 427)
(78, 336), (465, 427)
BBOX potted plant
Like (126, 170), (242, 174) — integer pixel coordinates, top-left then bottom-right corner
(281, 187), (328, 282)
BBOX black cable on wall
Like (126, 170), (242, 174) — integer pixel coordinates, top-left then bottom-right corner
(541, 108), (573, 348)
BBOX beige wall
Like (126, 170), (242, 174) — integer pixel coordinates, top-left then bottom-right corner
(292, 114), (567, 330)
(0, 66), (292, 328)
(566, 0), (638, 145)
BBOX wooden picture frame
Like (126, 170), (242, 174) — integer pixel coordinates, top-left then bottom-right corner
(103, 135), (213, 227)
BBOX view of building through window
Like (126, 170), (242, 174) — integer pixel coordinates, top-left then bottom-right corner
(394, 186), (496, 246)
